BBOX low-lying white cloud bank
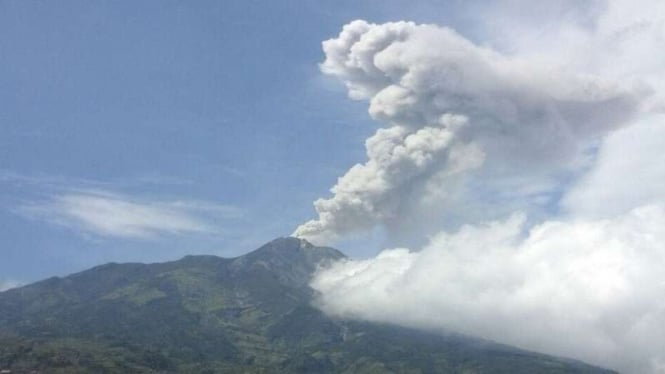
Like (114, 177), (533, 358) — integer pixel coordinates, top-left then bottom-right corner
(312, 203), (665, 374)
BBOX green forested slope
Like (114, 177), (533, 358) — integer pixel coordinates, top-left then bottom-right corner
(0, 237), (615, 373)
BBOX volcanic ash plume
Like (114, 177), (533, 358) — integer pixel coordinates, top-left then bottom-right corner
(294, 20), (641, 244)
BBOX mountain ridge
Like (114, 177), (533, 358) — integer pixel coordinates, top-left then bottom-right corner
(0, 237), (615, 373)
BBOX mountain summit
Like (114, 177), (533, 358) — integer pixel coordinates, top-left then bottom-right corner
(0, 238), (613, 373)
(231, 237), (345, 289)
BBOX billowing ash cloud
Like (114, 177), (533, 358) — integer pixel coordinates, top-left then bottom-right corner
(295, 113), (484, 243)
(294, 19), (642, 244)
(304, 1), (665, 372)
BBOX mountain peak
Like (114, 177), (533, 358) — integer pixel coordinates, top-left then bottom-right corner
(264, 236), (313, 249)
(0, 238), (615, 373)
(229, 237), (345, 290)
(245, 236), (344, 261)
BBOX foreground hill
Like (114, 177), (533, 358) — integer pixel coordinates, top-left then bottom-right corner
(0, 237), (614, 373)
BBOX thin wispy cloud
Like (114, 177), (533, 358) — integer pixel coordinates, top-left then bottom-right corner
(0, 169), (198, 191)
(0, 280), (21, 292)
(17, 189), (240, 240)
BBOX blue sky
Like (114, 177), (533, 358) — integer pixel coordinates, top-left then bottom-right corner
(7, 1), (665, 371)
(0, 0), (482, 283)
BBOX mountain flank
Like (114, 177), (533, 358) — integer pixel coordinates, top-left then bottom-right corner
(0, 237), (615, 373)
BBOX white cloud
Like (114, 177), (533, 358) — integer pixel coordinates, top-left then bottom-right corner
(562, 115), (665, 218)
(18, 189), (238, 239)
(0, 280), (21, 292)
(479, 0), (665, 108)
(294, 18), (643, 244)
(312, 205), (665, 374)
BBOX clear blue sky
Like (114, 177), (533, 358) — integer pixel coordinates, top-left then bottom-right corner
(0, 0), (478, 284)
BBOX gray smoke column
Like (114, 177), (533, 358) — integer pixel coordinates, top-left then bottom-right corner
(294, 20), (641, 244)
